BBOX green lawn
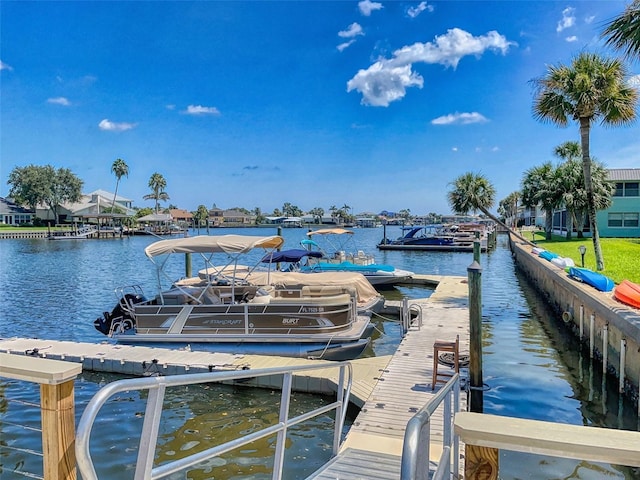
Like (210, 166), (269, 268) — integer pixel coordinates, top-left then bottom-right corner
(529, 231), (640, 284)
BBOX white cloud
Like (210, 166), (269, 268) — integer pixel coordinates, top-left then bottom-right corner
(431, 112), (489, 125)
(359, 0), (383, 16)
(0, 60), (13, 71)
(565, 35), (578, 43)
(47, 97), (71, 106)
(337, 40), (357, 52)
(452, 147), (458, 152)
(407, 2), (433, 18)
(629, 75), (640, 89)
(492, 146), (500, 152)
(584, 15), (595, 24)
(348, 63), (424, 107)
(184, 104), (221, 115)
(166, 104), (176, 110)
(347, 28), (515, 106)
(98, 119), (136, 131)
(339, 22), (364, 38)
(557, 7), (575, 33)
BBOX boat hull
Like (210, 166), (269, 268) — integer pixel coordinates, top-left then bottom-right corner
(568, 267), (615, 292)
(613, 280), (640, 309)
(102, 293), (372, 360)
(111, 337), (371, 361)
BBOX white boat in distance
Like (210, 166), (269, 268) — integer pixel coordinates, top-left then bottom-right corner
(94, 234), (372, 360)
(301, 228), (414, 287)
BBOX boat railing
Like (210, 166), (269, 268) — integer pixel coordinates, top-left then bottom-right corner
(401, 373), (460, 480)
(76, 362), (354, 480)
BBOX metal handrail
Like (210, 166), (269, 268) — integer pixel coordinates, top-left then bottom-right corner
(76, 362), (353, 480)
(401, 374), (460, 480)
(401, 298), (423, 335)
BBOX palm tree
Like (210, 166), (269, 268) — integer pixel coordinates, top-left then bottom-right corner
(143, 172), (170, 214)
(554, 141), (584, 239)
(521, 163), (561, 240)
(309, 207), (325, 224)
(602, 0), (640, 60)
(342, 203), (351, 223)
(498, 191), (519, 228)
(329, 205), (338, 223)
(531, 52), (638, 270)
(447, 172), (529, 243)
(110, 158), (129, 213)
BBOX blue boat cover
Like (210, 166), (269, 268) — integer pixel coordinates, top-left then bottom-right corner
(568, 267), (615, 292)
(300, 262), (395, 273)
(261, 249), (324, 263)
(538, 250), (559, 261)
(300, 239), (320, 248)
(402, 226), (424, 239)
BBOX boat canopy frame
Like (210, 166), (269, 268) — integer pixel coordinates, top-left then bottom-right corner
(142, 235), (285, 305)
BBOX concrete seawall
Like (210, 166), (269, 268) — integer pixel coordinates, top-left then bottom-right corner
(509, 234), (640, 406)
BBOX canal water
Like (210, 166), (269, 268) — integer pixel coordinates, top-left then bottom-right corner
(0, 227), (638, 479)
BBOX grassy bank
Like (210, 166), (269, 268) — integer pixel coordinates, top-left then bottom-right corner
(530, 232), (640, 284)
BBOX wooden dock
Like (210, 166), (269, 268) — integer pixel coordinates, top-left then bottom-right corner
(309, 274), (469, 478)
(0, 273), (471, 478)
(0, 337), (392, 408)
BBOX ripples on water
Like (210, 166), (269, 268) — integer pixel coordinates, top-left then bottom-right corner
(0, 228), (638, 479)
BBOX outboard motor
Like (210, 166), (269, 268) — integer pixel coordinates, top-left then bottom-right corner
(94, 293), (146, 335)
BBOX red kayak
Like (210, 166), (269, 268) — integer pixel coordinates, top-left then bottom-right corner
(614, 280), (640, 309)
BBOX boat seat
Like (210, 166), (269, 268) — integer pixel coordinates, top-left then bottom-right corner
(432, 335), (459, 390)
(202, 288), (221, 305)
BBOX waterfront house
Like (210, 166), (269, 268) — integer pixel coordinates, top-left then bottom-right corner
(208, 208), (255, 227)
(598, 168), (640, 238)
(0, 197), (35, 225)
(35, 190), (136, 224)
(168, 208), (193, 228)
(549, 168), (640, 238)
(208, 208), (225, 227)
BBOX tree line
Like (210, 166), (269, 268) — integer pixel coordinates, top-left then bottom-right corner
(6, 161), (378, 227)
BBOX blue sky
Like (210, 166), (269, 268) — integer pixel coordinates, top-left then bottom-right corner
(1, 1), (638, 216)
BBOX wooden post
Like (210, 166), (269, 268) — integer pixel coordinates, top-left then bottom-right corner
(0, 353), (82, 480)
(473, 239), (481, 264)
(184, 230), (192, 278)
(464, 444), (499, 480)
(467, 234), (490, 479)
(467, 260), (483, 413)
(185, 253), (192, 279)
(41, 381), (77, 480)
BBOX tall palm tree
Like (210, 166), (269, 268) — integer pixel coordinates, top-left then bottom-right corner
(447, 172), (529, 243)
(110, 158), (129, 213)
(602, 0), (640, 60)
(531, 52), (638, 270)
(143, 172), (170, 214)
